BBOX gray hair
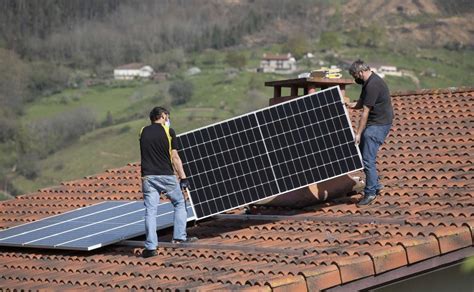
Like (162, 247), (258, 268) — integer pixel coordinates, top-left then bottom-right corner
(349, 59), (370, 76)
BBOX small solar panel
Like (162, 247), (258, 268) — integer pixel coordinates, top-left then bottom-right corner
(0, 201), (194, 250)
(179, 86), (363, 219)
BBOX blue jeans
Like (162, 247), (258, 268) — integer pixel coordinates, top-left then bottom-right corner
(142, 175), (187, 250)
(360, 124), (391, 196)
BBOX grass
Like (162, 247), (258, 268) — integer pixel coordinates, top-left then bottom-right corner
(8, 45), (474, 194)
(339, 47), (474, 90)
(0, 191), (14, 201)
(188, 70), (275, 110)
(27, 86), (136, 121)
(12, 119), (146, 193)
(25, 82), (167, 123)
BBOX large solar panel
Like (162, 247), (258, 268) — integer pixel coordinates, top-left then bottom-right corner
(178, 86), (363, 219)
(0, 201), (194, 250)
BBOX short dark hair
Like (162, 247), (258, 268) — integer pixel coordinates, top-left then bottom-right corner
(149, 106), (169, 122)
(349, 59), (370, 76)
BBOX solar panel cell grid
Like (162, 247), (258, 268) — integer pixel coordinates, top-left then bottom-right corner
(179, 86), (363, 219)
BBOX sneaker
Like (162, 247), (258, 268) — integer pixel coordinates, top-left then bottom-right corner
(356, 194), (377, 207)
(142, 249), (157, 258)
(171, 237), (198, 244)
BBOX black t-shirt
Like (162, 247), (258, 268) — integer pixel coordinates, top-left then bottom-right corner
(139, 123), (178, 176)
(360, 72), (394, 126)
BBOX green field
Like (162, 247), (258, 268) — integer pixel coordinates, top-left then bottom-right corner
(25, 82), (164, 122)
(7, 46), (474, 195)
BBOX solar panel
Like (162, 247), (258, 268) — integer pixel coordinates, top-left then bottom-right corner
(179, 86), (363, 219)
(0, 201), (194, 250)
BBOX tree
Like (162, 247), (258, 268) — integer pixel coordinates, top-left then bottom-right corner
(0, 49), (27, 143)
(27, 61), (70, 99)
(17, 107), (97, 159)
(350, 25), (386, 48)
(103, 111), (114, 127)
(146, 49), (186, 73)
(16, 153), (40, 180)
(225, 52), (247, 70)
(169, 79), (194, 105)
(201, 50), (219, 66)
(282, 35), (310, 60)
(365, 25), (386, 48)
(0, 48), (27, 114)
(319, 31), (341, 51)
(0, 113), (18, 143)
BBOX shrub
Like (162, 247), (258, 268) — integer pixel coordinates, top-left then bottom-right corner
(19, 107), (97, 158)
(225, 52), (247, 69)
(282, 35), (309, 59)
(0, 113), (18, 143)
(319, 32), (341, 51)
(102, 111), (114, 127)
(16, 154), (40, 180)
(54, 163), (64, 171)
(169, 79), (194, 105)
(27, 62), (70, 100)
(119, 125), (131, 134)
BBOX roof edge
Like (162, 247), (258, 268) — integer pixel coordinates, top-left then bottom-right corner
(325, 246), (474, 292)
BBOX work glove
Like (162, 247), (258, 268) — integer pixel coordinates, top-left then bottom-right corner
(180, 178), (190, 190)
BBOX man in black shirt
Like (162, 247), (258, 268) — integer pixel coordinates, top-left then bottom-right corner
(347, 60), (393, 206)
(139, 106), (197, 258)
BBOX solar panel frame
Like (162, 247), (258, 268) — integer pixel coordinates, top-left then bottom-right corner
(178, 86), (363, 219)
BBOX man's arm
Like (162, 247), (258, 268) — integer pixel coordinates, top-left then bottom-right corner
(171, 149), (186, 180)
(355, 105), (371, 144)
(171, 149), (190, 199)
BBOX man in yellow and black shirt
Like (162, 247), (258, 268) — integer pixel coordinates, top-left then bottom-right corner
(139, 106), (197, 258)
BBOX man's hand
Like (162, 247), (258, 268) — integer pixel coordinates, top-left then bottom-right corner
(355, 133), (362, 145)
(180, 178), (190, 190)
(181, 187), (190, 201)
(345, 101), (357, 109)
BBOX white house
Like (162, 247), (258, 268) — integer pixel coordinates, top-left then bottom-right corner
(259, 53), (296, 74)
(378, 65), (403, 77)
(186, 67), (201, 76)
(368, 63), (403, 78)
(114, 63), (154, 80)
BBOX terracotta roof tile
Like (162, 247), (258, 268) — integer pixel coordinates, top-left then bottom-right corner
(429, 226), (472, 253)
(299, 264), (341, 291)
(265, 275), (308, 291)
(0, 87), (473, 290)
(332, 254), (375, 283)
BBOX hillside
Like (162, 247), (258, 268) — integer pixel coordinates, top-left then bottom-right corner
(0, 0), (473, 197)
(1, 0), (472, 65)
(243, 0), (473, 49)
(6, 45), (473, 195)
(343, 0), (473, 48)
